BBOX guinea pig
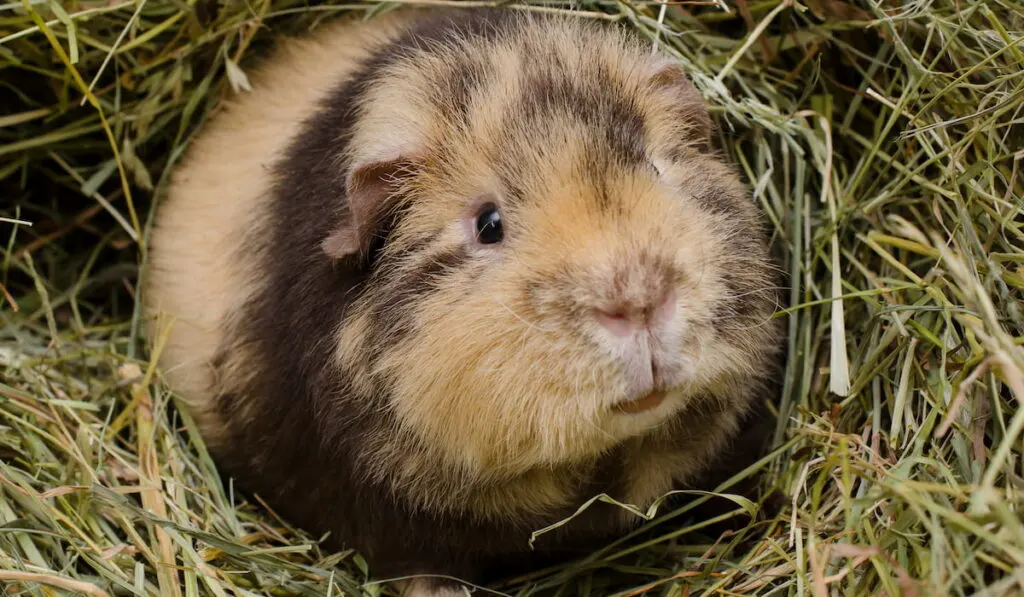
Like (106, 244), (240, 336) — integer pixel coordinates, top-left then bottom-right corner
(143, 7), (782, 596)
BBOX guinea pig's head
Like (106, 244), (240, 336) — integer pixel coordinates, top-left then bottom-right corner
(324, 15), (780, 477)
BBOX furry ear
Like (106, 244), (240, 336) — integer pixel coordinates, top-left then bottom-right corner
(321, 158), (413, 260)
(648, 60), (713, 146)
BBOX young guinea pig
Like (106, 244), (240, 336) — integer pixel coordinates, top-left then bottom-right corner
(144, 7), (782, 596)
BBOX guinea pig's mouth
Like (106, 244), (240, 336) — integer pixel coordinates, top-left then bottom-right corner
(613, 389), (667, 414)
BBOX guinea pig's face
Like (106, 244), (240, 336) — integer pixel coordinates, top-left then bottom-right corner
(330, 27), (778, 476)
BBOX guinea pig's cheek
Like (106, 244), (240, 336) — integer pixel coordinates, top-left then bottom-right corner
(694, 335), (758, 386)
(377, 303), (595, 473)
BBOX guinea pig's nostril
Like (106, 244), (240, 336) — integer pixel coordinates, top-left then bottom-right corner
(594, 289), (676, 337)
(594, 307), (637, 338)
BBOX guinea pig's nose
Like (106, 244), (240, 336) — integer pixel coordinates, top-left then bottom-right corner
(594, 288), (676, 337)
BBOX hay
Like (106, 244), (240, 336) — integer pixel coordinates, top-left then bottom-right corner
(1, 0), (1022, 595)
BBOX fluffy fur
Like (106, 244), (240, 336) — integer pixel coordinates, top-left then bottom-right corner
(144, 7), (782, 595)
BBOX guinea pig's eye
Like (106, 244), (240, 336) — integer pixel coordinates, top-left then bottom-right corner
(473, 203), (504, 245)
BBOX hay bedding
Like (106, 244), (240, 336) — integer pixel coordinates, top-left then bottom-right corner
(1, 0), (1022, 595)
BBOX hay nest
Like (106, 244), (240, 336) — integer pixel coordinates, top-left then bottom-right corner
(1, 1), (1022, 595)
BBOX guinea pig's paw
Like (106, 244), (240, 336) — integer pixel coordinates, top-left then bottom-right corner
(396, 578), (472, 597)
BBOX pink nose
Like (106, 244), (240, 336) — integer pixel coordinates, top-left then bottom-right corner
(594, 289), (676, 337)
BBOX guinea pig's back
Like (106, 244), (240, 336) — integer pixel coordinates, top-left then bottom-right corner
(143, 14), (408, 432)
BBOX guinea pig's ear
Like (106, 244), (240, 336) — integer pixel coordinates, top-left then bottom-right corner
(649, 60), (713, 147)
(321, 157), (413, 261)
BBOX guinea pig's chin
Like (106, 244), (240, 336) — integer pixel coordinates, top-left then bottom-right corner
(601, 389), (686, 434)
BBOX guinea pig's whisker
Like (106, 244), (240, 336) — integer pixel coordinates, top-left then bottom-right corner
(732, 313), (785, 332)
(721, 286), (788, 300)
(493, 299), (556, 334)
(578, 363), (597, 403)
(573, 377), (617, 442)
(585, 418), (617, 443)
(474, 330), (535, 374)
(694, 233), (709, 287)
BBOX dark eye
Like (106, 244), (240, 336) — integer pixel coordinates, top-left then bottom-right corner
(474, 203), (504, 245)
